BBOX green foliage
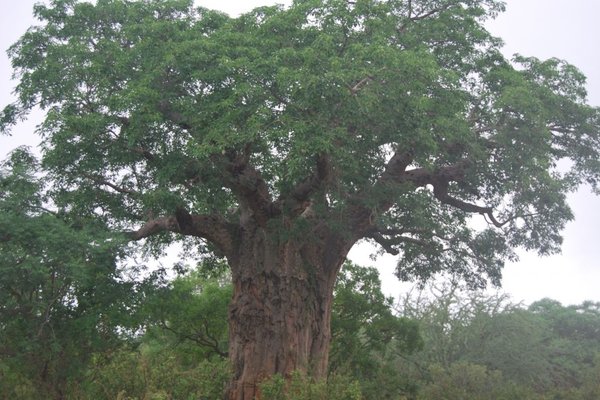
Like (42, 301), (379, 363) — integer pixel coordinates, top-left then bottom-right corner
(260, 372), (362, 400)
(74, 261), (233, 398)
(2, 0), (598, 288)
(462, 309), (553, 389)
(416, 362), (540, 400)
(2, 0), (600, 397)
(398, 281), (515, 368)
(330, 262), (422, 398)
(78, 348), (230, 400)
(142, 262), (232, 359)
(398, 281), (600, 398)
(0, 148), (143, 399)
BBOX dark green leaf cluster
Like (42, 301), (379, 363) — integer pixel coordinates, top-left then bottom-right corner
(330, 262), (422, 398)
(141, 263), (232, 359)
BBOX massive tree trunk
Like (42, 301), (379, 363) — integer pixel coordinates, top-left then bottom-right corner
(225, 222), (352, 400)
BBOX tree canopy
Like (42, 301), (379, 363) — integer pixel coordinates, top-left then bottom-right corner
(2, 0), (599, 288)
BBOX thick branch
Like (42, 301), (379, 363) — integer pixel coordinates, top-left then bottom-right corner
(368, 230), (436, 255)
(126, 212), (235, 256)
(379, 150), (415, 183)
(129, 146), (155, 161)
(126, 215), (178, 240)
(222, 151), (277, 226)
(283, 153), (333, 216)
(348, 155), (470, 235)
(111, 115), (156, 161)
(397, 2), (456, 34)
(154, 98), (277, 225)
(410, 6), (446, 21)
(348, 76), (374, 95)
(376, 152), (468, 210)
(157, 100), (193, 131)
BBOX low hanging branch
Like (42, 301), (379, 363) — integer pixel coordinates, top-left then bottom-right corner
(126, 212), (235, 257)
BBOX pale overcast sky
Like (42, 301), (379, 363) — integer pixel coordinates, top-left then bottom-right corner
(1, 0), (599, 306)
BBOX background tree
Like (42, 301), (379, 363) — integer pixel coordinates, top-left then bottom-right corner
(397, 281), (515, 368)
(2, 0), (600, 398)
(396, 282), (600, 399)
(330, 262), (422, 399)
(142, 261), (232, 360)
(0, 148), (139, 399)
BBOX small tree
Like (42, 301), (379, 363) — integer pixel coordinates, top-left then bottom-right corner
(2, 1), (599, 398)
(0, 148), (137, 399)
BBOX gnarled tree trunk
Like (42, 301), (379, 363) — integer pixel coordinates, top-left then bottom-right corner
(225, 223), (351, 400)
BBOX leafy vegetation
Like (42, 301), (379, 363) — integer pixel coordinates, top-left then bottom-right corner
(398, 283), (600, 399)
(0, 148), (142, 399)
(2, 198), (600, 400)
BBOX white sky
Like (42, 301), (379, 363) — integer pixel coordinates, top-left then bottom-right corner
(1, 0), (599, 306)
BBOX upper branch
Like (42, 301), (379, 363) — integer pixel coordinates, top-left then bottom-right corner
(221, 148), (277, 226)
(367, 230), (433, 255)
(283, 153), (333, 216)
(155, 98), (276, 226)
(157, 100), (193, 131)
(83, 173), (140, 196)
(349, 152), (494, 235)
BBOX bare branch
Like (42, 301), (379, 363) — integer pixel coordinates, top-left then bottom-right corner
(348, 76), (374, 95)
(83, 173), (139, 196)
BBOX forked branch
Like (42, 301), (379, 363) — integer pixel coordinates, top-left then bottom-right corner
(284, 153), (333, 216)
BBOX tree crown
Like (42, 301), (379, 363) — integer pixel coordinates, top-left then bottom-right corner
(2, 0), (599, 287)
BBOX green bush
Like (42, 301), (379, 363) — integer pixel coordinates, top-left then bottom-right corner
(77, 348), (230, 400)
(260, 371), (362, 400)
(416, 362), (541, 400)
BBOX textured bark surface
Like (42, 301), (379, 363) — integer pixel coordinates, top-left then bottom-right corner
(225, 223), (350, 400)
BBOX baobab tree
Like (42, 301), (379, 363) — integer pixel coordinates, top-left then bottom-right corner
(2, 0), (599, 398)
